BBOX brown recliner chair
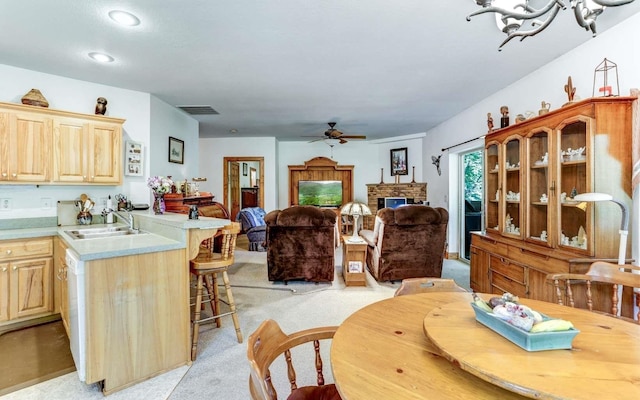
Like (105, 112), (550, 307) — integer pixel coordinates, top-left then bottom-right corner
(264, 206), (337, 283)
(360, 205), (449, 282)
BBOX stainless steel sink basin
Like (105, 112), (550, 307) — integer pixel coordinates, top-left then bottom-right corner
(64, 226), (147, 240)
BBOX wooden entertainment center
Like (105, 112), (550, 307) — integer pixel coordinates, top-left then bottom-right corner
(288, 157), (354, 206)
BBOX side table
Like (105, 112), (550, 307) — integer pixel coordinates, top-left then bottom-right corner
(341, 235), (367, 286)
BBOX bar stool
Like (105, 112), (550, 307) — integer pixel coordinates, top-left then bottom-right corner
(190, 222), (243, 360)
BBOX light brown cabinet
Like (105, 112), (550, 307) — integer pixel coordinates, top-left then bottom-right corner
(54, 238), (69, 335)
(472, 97), (635, 313)
(0, 109), (52, 182)
(0, 237), (54, 324)
(53, 118), (122, 184)
(0, 101), (124, 185)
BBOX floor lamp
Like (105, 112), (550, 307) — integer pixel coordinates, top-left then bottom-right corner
(574, 192), (629, 316)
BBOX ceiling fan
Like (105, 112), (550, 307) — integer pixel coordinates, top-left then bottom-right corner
(304, 122), (367, 144)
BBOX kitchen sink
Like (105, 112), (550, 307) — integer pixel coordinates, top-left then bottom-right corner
(64, 226), (147, 240)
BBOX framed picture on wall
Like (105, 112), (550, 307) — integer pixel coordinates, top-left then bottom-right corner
(168, 136), (184, 164)
(390, 147), (408, 176)
(124, 140), (144, 176)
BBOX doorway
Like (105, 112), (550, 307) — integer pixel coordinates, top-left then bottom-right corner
(459, 149), (484, 261)
(223, 157), (265, 221)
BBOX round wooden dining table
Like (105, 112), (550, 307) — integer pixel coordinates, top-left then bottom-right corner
(331, 292), (640, 400)
(330, 292), (528, 399)
(424, 297), (640, 400)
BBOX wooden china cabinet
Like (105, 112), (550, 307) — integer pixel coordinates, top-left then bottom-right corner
(471, 96), (635, 316)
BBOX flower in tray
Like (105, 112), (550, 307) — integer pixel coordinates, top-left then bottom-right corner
(147, 176), (174, 194)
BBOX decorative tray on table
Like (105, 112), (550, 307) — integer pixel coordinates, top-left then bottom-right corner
(470, 302), (580, 352)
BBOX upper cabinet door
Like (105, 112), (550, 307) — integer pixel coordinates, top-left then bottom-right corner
(484, 141), (500, 233)
(52, 117), (88, 183)
(502, 135), (524, 239)
(525, 128), (554, 247)
(87, 122), (121, 184)
(556, 116), (592, 255)
(4, 111), (52, 182)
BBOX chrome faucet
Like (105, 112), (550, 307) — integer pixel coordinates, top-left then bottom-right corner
(112, 209), (136, 231)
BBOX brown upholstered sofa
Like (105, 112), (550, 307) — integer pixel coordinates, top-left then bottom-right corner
(264, 206), (337, 283)
(359, 205), (449, 282)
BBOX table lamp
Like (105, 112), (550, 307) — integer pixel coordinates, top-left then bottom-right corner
(574, 192), (629, 316)
(340, 201), (372, 242)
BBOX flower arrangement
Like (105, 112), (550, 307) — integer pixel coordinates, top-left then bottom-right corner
(147, 176), (174, 195)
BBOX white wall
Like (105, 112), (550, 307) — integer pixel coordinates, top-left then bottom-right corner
(149, 96), (199, 200)
(0, 63), (198, 218)
(197, 137), (278, 211)
(277, 135), (424, 210)
(422, 13), (640, 261)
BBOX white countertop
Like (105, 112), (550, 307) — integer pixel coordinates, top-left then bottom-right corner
(0, 211), (230, 261)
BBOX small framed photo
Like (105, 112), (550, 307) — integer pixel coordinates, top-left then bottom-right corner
(390, 147), (408, 176)
(242, 163), (248, 176)
(348, 261), (363, 273)
(124, 140), (144, 176)
(168, 136), (184, 164)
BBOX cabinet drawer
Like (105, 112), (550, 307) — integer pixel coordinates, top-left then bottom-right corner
(0, 238), (53, 261)
(491, 272), (527, 297)
(490, 255), (525, 284)
(471, 234), (508, 257)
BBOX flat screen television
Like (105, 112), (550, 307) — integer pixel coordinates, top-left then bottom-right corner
(385, 197), (407, 209)
(298, 180), (343, 207)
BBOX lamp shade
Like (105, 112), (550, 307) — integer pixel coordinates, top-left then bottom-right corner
(573, 192), (613, 202)
(340, 202), (372, 217)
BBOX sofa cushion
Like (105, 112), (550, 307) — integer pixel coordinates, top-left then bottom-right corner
(239, 207), (266, 228)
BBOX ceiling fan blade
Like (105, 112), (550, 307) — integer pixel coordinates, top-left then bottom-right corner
(339, 138), (348, 144)
(340, 135), (367, 140)
(307, 137), (325, 143)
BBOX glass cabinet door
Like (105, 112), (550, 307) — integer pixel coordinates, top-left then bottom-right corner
(557, 118), (591, 254)
(526, 129), (553, 246)
(502, 136), (523, 239)
(485, 142), (500, 233)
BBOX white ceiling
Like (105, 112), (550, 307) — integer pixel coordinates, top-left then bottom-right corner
(1, 1), (639, 141)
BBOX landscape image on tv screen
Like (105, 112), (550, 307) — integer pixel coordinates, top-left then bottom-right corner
(298, 180), (343, 207)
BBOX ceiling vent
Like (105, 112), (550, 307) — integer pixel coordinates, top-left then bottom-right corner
(177, 105), (219, 115)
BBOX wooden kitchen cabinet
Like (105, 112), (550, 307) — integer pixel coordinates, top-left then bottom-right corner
(83, 249), (189, 394)
(472, 97), (635, 315)
(0, 108), (52, 182)
(0, 237), (54, 325)
(53, 117), (122, 184)
(0, 101), (124, 186)
(54, 237), (69, 336)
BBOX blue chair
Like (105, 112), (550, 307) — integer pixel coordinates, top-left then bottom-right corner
(237, 207), (267, 251)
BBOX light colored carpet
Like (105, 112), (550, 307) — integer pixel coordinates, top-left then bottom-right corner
(1, 247), (469, 400)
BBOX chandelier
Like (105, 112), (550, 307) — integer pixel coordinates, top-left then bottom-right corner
(467, 0), (636, 51)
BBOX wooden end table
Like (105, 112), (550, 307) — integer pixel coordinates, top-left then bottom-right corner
(341, 235), (367, 287)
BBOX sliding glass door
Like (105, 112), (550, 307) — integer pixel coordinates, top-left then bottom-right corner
(459, 149), (484, 261)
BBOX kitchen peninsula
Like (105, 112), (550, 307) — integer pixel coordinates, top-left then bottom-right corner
(1, 211), (229, 395)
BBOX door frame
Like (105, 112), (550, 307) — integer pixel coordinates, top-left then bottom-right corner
(223, 156), (265, 212)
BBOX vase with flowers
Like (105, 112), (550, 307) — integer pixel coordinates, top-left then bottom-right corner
(147, 176), (174, 215)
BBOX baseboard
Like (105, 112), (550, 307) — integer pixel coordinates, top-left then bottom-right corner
(446, 252), (459, 260)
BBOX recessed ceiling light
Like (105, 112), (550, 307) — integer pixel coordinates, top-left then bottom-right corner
(88, 52), (115, 63)
(108, 10), (140, 26)
(230, 129), (238, 133)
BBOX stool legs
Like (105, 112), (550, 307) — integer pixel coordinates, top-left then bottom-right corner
(192, 274), (205, 360)
(221, 270), (243, 343)
(191, 269), (243, 361)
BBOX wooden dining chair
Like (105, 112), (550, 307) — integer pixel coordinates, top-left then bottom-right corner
(394, 277), (467, 297)
(547, 261), (640, 323)
(190, 222), (243, 360)
(247, 319), (342, 400)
